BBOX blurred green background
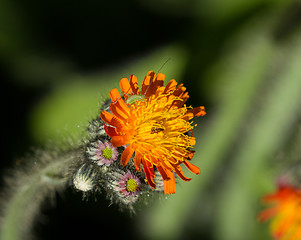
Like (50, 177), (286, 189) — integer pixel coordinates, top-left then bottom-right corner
(2, 0), (301, 239)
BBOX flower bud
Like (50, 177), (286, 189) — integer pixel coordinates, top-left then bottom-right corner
(73, 164), (98, 192)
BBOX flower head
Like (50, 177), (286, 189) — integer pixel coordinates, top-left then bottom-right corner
(118, 171), (141, 197)
(258, 185), (301, 240)
(86, 140), (119, 166)
(100, 71), (206, 194)
(108, 170), (141, 205)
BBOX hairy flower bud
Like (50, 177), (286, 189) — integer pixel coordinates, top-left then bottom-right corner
(73, 163), (98, 192)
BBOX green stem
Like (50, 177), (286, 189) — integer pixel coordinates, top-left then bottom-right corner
(0, 150), (80, 240)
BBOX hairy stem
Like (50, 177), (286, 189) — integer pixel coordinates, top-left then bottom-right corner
(0, 149), (80, 240)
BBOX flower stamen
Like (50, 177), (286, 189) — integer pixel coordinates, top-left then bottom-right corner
(102, 147), (113, 159)
(126, 179), (139, 193)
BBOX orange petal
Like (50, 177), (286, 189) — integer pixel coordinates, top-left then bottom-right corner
(142, 159), (156, 189)
(147, 73), (165, 96)
(164, 170), (175, 195)
(161, 159), (174, 170)
(156, 73), (165, 82)
(104, 125), (118, 137)
(111, 136), (128, 147)
(148, 155), (159, 165)
(172, 149), (191, 160)
(146, 70), (156, 79)
(173, 84), (186, 97)
(182, 112), (194, 121)
(141, 75), (151, 95)
(109, 88), (121, 103)
(182, 106), (205, 121)
(134, 151), (142, 171)
(173, 92), (189, 107)
(157, 164), (170, 181)
(100, 110), (114, 124)
(183, 160), (200, 175)
(155, 86), (165, 98)
(145, 158), (155, 176)
(129, 75), (139, 95)
(142, 71), (156, 96)
(164, 79), (178, 94)
(187, 150), (195, 160)
(106, 115), (124, 129)
(121, 145), (135, 166)
(110, 102), (129, 121)
(119, 78), (132, 97)
(173, 164), (191, 182)
(191, 106), (206, 117)
(115, 97), (130, 113)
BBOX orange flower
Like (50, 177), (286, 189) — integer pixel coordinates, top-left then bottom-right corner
(100, 71), (206, 194)
(258, 185), (301, 240)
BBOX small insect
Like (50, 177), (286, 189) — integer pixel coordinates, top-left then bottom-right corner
(151, 126), (164, 134)
(126, 94), (145, 105)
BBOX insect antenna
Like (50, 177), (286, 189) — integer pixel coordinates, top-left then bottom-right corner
(156, 58), (171, 73)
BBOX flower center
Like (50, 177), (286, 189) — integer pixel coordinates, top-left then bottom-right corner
(127, 95), (194, 163)
(126, 179), (138, 192)
(102, 147), (113, 159)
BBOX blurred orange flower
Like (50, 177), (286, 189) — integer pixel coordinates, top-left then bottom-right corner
(100, 71), (206, 194)
(258, 185), (301, 240)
